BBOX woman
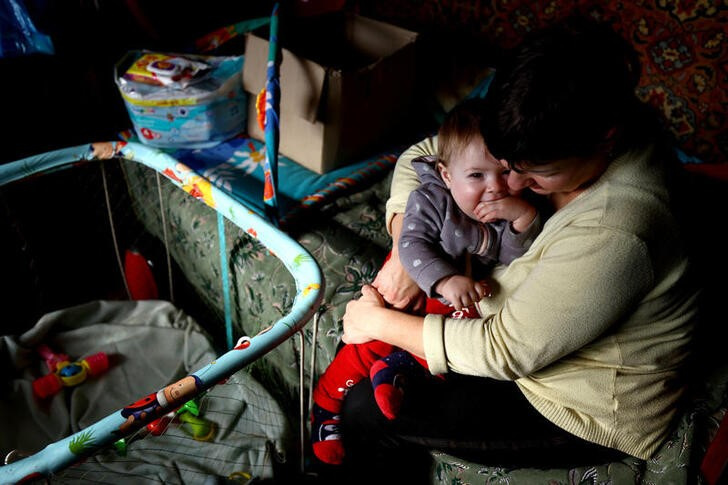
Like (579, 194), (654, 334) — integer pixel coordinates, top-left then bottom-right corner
(336, 17), (698, 483)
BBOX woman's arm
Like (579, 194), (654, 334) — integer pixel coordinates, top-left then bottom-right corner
(342, 285), (426, 358)
(384, 136), (438, 233)
(347, 229), (650, 377)
(422, 225), (653, 377)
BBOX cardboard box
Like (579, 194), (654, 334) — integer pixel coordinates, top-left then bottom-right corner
(242, 13), (418, 173)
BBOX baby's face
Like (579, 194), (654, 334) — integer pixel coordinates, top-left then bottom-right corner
(439, 138), (514, 219)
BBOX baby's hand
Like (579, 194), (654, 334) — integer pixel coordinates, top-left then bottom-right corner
(435, 275), (490, 311)
(475, 197), (537, 233)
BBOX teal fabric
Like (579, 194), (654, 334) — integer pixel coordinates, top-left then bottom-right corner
(120, 131), (399, 222)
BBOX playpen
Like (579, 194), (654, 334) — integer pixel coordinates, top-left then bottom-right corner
(0, 4), (329, 482)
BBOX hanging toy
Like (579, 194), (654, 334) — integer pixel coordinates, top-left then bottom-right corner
(256, 88), (267, 133)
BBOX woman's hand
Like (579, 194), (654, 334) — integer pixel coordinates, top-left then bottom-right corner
(372, 213), (426, 311)
(342, 285), (386, 344)
(371, 254), (425, 311)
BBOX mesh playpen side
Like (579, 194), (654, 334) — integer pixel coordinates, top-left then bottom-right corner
(0, 141), (323, 484)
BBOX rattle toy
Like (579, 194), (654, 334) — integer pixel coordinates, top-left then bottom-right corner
(32, 344), (109, 399)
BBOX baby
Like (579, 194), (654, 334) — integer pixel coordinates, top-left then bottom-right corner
(399, 97), (540, 310)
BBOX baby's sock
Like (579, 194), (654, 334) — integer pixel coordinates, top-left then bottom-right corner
(370, 351), (424, 420)
(311, 404), (345, 465)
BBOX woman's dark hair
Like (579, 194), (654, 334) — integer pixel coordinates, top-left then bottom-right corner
(483, 16), (648, 168)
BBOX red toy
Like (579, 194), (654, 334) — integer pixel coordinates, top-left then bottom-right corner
(124, 249), (159, 300)
(32, 344), (109, 399)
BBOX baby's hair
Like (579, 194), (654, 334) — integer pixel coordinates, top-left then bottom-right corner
(438, 98), (487, 167)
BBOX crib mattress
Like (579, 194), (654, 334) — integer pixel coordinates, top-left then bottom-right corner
(1, 300), (288, 483)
